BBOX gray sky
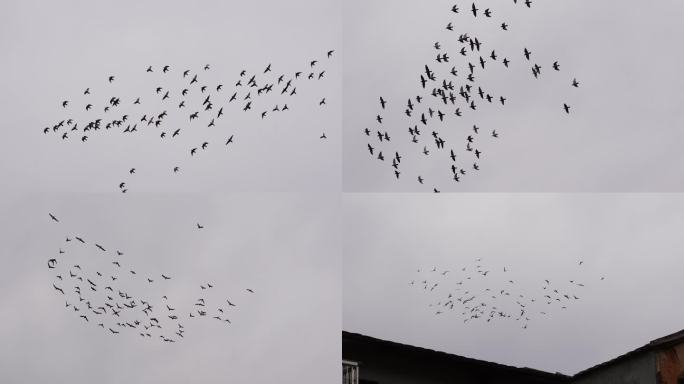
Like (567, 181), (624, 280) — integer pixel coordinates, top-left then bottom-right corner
(0, 0), (341, 193)
(5, 0), (684, 381)
(343, 0), (684, 192)
(0, 2), (341, 382)
(343, 193), (684, 375)
(0, 192), (340, 384)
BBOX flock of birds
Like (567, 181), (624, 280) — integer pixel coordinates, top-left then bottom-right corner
(43, 50), (335, 193)
(46, 213), (254, 343)
(364, 2), (579, 192)
(410, 258), (605, 329)
(39, 50), (336, 342)
(36, 0), (590, 344)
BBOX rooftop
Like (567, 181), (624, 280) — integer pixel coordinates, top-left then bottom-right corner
(344, 328), (684, 380)
(343, 331), (570, 382)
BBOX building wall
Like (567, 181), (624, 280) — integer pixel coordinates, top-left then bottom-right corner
(572, 352), (656, 384)
(655, 342), (684, 384)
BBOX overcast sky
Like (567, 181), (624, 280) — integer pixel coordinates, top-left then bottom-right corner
(343, 193), (684, 375)
(5, 0), (684, 381)
(0, 192), (340, 384)
(343, 0), (684, 192)
(0, 0), (341, 194)
(0, 1), (341, 383)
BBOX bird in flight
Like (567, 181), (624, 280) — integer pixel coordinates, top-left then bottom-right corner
(53, 284), (65, 294)
(523, 48), (531, 60)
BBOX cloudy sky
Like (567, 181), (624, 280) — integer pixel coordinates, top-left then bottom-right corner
(4, 0), (684, 382)
(0, 1), (341, 383)
(0, 192), (340, 384)
(343, 193), (684, 375)
(343, 0), (684, 192)
(0, 0), (341, 193)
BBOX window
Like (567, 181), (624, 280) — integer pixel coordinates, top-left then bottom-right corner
(343, 360), (359, 384)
